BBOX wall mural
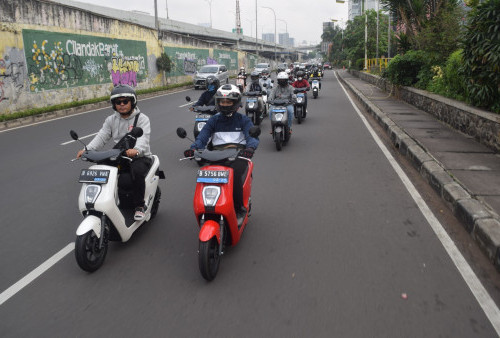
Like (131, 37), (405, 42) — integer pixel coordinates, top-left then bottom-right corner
(163, 46), (210, 77)
(22, 29), (148, 92)
(213, 49), (238, 71)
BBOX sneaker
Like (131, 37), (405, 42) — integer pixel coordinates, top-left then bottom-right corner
(134, 206), (146, 221)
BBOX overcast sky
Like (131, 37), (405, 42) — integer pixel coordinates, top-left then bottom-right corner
(72, 0), (349, 46)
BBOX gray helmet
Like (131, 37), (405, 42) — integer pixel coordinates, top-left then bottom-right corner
(110, 84), (137, 112)
(250, 71), (260, 82)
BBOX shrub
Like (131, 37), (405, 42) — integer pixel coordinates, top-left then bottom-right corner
(461, 0), (500, 112)
(383, 50), (429, 86)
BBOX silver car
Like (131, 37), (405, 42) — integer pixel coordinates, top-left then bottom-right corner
(253, 63), (270, 75)
(193, 64), (229, 89)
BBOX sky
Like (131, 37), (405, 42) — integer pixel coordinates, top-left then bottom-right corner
(72, 0), (349, 46)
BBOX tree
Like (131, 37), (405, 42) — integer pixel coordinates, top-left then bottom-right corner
(156, 53), (172, 86)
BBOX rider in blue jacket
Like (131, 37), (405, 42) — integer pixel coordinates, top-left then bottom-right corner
(190, 75), (220, 110)
(185, 84), (259, 219)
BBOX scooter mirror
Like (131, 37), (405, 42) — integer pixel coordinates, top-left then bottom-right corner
(176, 127), (187, 139)
(249, 126), (261, 138)
(70, 130), (79, 140)
(262, 83), (267, 87)
(185, 96), (191, 102)
(130, 127), (143, 138)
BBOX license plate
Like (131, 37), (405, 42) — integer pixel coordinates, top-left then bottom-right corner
(79, 169), (110, 184)
(196, 170), (229, 183)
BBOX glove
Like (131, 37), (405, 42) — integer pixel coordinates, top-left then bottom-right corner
(240, 148), (254, 159)
(184, 149), (195, 157)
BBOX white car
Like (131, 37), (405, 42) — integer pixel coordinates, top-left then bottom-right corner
(253, 63), (270, 75)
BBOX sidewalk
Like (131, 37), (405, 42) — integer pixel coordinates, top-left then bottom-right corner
(337, 70), (500, 269)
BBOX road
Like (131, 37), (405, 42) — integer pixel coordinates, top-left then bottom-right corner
(0, 72), (499, 337)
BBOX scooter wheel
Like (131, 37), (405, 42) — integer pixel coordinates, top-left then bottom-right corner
(275, 132), (283, 151)
(75, 230), (108, 272)
(198, 238), (220, 281)
(297, 107), (302, 124)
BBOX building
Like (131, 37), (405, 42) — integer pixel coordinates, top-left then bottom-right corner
(262, 33), (275, 43)
(323, 21), (335, 32)
(348, 0), (379, 21)
(279, 33), (292, 47)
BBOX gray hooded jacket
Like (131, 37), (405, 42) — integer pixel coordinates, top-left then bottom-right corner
(87, 107), (151, 157)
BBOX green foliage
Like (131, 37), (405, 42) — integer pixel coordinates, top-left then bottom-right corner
(427, 49), (467, 101)
(383, 50), (430, 86)
(156, 53), (172, 72)
(461, 0), (500, 112)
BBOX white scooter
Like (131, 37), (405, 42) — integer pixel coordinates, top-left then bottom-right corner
(70, 128), (165, 272)
(310, 77), (320, 99)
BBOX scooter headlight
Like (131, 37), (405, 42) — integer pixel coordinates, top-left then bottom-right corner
(85, 184), (101, 204)
(274, 113), (284, 121)
(248, 102), (255, 109)
(202, 186), (221, 207)
(197, 122), (206, 132)
(297, 97), (303, 103)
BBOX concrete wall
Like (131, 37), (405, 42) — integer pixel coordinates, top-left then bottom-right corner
(0, 0), (261, 115)
(350, 70), (500, 153)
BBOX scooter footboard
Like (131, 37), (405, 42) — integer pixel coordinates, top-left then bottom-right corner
(76, 215), (101, 237)
(199, 220), (220, 244)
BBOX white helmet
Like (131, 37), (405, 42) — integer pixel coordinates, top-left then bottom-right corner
(214, 84), (242, 116)
(277, 72), (289, 87)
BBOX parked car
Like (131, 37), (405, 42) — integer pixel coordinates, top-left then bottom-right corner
(193, 64), (229, 89)
(323, 62), (331, 69)
(254, 63), (270, 75)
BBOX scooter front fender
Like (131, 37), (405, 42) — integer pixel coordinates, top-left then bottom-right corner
(199, 220), (220, 244)
(76, 215), (101, 237)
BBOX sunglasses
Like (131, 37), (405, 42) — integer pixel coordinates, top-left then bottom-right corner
(113, 98), (131, 105)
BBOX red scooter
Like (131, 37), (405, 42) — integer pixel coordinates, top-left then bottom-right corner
(177, 126), (260, 281)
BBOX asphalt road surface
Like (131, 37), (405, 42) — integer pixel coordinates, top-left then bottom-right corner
(1, 72), (499, 337)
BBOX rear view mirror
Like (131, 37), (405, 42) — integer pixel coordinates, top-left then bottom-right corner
(70, 130), (79, 140)
(176, 127), (187, 139)
(185, 96), (191, 102)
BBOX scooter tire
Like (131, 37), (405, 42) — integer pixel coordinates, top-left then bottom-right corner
(75, 230), (108, 272)
(275, 132), (283, 151)
(198, 238), (220, 281)
(297, 107), (302, 124)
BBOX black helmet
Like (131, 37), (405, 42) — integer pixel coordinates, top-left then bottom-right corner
(214, 84), (241, 116)
(206, 75), (220, 92)
(296, 70), (305, 80)
(250, 71), (260, 82)
(110, 84), (137, 112)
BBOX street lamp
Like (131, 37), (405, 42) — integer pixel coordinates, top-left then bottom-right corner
(205, 0), (213, 28)
(277, 19), (288, 60)
(261, 6), (277, 63)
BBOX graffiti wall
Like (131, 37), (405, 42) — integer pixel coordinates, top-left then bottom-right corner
(0, 48), (27, 104)
(213, 49), (238, 71)
(163, 46), (210, 77)
(22, 29), (148, 91)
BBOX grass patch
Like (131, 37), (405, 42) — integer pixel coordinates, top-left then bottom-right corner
(0, 81), (192, 123)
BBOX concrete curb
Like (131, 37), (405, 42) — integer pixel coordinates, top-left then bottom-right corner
(338, 72), (500, 270)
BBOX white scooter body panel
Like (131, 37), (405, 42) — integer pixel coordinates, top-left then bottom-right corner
(77, 155), (161, 242)
(76, 215), (101, 237)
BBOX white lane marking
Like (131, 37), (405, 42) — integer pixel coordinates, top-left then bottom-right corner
(179, 102), (192, 108)
(61, 132), (98, 145)
(336, 71), (500, 335)
(0, 243), (74, 306)
(0, 88), (192, 134)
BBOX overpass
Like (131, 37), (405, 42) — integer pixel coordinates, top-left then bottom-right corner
(52, 0), (307, 62)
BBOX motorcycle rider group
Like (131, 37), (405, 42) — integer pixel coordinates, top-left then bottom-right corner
(73, 62), (322, 276)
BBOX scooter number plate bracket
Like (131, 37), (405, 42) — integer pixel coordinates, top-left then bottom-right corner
(196, 170), (229, 183)
(79, 169), (110, 184)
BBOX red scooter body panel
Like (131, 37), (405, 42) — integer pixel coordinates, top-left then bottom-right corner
(193, 161), (253, 247)
(199, 220), (220, 243)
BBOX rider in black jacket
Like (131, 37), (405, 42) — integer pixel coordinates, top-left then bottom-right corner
(190, 75), (220, 110)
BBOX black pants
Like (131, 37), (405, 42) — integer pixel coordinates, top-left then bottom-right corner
(130, 157), (152, 208)
(229, 159), (248, 209)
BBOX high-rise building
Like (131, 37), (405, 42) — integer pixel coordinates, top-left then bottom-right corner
(262, 33), (275, 43)
(348, 0), (379, 21)
(279, 33), (291, 47)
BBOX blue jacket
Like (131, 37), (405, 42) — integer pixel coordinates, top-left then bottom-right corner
(191, 112), (259, 150)
(193, 90), (216, 107)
